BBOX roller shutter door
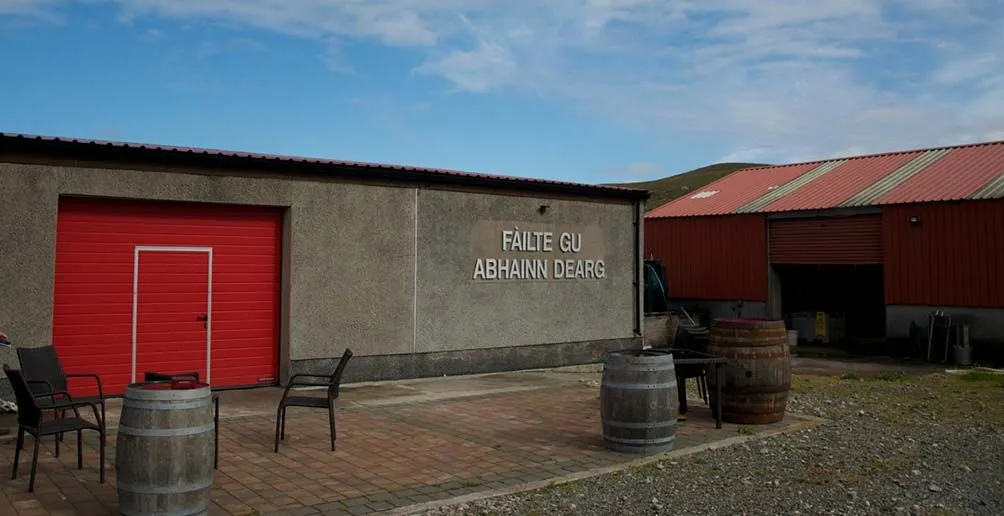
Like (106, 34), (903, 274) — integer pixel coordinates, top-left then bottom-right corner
(52, 197), (282, 396)
(769, 215), (883, 265)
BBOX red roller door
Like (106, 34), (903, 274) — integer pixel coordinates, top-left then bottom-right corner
(769, 215), (883, 265)
(52, 197), (282, 396)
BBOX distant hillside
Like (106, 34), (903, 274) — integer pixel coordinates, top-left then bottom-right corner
(610, 162), (769, 212)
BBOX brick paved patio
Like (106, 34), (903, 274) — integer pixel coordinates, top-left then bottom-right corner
(0, 372), (800, 516)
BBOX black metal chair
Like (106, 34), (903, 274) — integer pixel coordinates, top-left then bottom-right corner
(274, 348), (353, 453)
(16, 345), (106, 434)
(4, 365), (106, 493)
(143, 371), (220, 469)
(673, 321), (711, 403)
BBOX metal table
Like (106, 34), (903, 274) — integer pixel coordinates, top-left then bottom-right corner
(651, 348), (727, 429)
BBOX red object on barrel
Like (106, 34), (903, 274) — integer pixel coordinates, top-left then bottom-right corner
(138, 377), (208, 391)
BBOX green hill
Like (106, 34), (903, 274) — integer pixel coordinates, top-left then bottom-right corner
(610, 162), (769, 212)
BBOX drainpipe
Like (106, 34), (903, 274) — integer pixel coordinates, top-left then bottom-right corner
(633, 200), (644, 339)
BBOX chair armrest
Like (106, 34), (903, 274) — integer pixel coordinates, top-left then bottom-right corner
(27, 379), (55, 393)
(285, 374), (330, 388)
(66, 373), (105, 399)
(50, 399), (103, 423)
(33, 389), (74, 401)
(279, 374), (331, 399)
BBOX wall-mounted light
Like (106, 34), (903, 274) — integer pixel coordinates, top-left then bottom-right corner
(538, 204), (550, 214)
(909, 216), (920, 225)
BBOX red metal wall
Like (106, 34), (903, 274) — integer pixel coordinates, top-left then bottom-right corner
(883, 200), (1004, 307)
(53, 197), (283, 396)
(769, 215), (883, 264)
(644, 215), (768, 302)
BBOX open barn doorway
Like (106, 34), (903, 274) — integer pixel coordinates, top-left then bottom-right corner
(775, 264), (886, 352)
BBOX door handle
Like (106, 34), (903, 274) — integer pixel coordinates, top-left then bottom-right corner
(196, 314), (208, 329)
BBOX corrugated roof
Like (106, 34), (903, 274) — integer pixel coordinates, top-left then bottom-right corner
(970, 173), (1004, 200)
(737, 159), (847, 214)
(838, 149), (949, 208)
(0, 132), (649, 201)
(644, 163), (818, 218)
(646, 139), (1004, 218)
(767, 151), (921, 212)
(876, 143), (1004, 205)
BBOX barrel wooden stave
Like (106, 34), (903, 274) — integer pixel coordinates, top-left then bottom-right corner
(707, 318), (791, 425)
(116, 383), (216, 516)
(600, 349), (679, 454)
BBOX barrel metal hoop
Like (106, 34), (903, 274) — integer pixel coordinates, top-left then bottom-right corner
(603, 420), (678, 429)
(118, 422), (216, 437)
(604, 435), (677, 445)
(118, 478), (214, 495)
(123, 399), (212, 411)
(603, 365), (677, 373)
(601, 381), (678, 390)
(124, 384), (212, 401)
(119, 500), (209, 516)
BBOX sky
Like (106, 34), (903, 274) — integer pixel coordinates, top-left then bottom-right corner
(2, 1), (1004, 184)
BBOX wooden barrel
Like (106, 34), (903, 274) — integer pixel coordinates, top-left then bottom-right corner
(116, 379), (216, 516)
(707, 318), (791, 425)
(600, 349), (679, 454)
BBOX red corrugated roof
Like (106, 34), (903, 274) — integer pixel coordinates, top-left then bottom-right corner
(0, 132), (648, 200)
(762, 151), (922, 213)
(646, 139), (1004, 218)
(644, 163), (818, 218)
(876, 144), (1004, 205)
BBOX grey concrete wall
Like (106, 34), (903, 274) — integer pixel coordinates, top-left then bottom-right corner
(887, 305), (1004, 344)
(0, 161), (640, 397)
(0, 162), (416, 379)
(414, 189), (637, 353)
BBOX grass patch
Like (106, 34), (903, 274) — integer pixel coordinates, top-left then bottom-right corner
(791, 374), (839, 392)
(868, 371), (913, 382)
(840, 371), (911, 382)
(737, 425), (756, 436)
(956, 371), (1004, 384)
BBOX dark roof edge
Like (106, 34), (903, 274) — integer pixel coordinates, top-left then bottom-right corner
(0, 133), (650, 202)
(736, 137), (1004, 174)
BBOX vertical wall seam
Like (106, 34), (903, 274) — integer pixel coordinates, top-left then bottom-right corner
(413, 188), (419, 354)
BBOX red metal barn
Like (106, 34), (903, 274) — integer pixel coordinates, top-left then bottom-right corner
(645, 140), (1004, 364)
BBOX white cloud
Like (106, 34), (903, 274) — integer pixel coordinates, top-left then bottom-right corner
(7, 0), (1004, 163)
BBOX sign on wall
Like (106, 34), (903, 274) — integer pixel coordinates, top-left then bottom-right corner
(472, 227), (606, 281)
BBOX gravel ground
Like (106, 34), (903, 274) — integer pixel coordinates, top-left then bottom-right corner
(419, 369), (1004, 516)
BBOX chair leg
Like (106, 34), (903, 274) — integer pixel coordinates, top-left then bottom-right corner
(12, 428), (24, 480)
(99, 426), (106, 484)
(280, 408), (287, 441)
(328, 406), (336, 452)
(77, 429), (84, 470)
(29, 433), (41, 493)
(273, 406), (283, 453)
(214, 397), (220, 470)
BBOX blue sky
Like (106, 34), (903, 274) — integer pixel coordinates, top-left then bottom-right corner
(2, 1), (1003, 184)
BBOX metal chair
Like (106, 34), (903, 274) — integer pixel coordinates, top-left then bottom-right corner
(274, 348), (353, 453)
(143, 371), (220, 469)
(4, 365), (106, 493)
(16, 345), (106, 448)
